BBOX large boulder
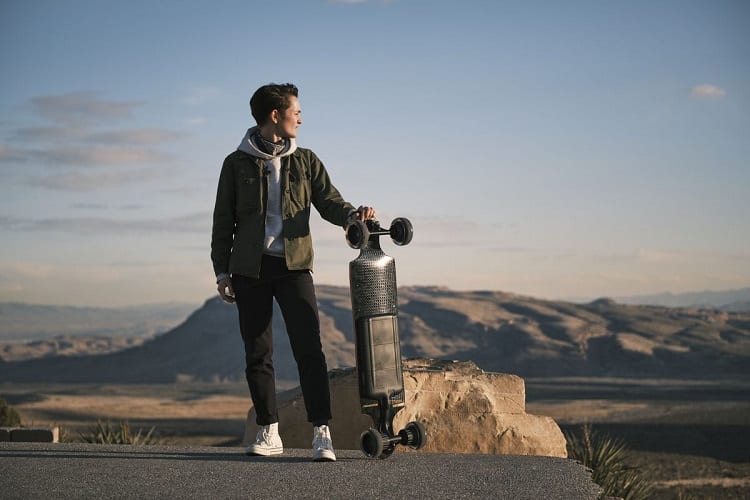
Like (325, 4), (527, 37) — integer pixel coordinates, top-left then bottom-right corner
(244, 359), (567, 457)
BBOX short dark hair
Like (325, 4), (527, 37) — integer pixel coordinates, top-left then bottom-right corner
(250, 83), (299, 125)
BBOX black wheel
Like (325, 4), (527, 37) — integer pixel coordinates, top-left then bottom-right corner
(346, 220), (370, 249)
(402, 421), (427, 450)
(360, 428), (384, 458)
(389, 218), (413, 246)
(379, 444), (396, 459)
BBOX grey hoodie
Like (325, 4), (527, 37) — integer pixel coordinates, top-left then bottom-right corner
(237, 127), (298, 257)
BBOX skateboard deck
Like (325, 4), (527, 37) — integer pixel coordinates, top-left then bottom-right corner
(346, 218), (426, 458)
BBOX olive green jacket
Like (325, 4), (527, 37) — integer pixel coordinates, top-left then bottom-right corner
(211, 147), (355, 279)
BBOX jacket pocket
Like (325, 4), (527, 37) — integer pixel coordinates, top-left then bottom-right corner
(236, 170), (262, 213)
(288, 167), (311, 209)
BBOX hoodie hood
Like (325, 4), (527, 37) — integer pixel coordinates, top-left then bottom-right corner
(237, 126), (298, 159)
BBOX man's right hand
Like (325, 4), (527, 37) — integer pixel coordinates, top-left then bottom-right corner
(217, 277), (236, 304)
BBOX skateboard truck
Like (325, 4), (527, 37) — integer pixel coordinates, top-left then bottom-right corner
(346, 217), (426, 459)
(346, 217), (413, 250)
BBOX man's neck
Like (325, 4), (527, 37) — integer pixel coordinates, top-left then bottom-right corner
(258, 125), (283, 144)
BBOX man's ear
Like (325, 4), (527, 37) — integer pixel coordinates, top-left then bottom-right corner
(270, 109), (279, 124)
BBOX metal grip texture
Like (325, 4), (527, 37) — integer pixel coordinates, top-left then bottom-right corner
(349, 246), (397, 320)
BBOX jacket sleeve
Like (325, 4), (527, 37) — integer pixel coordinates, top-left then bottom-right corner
(309, 151), (355, 227)
(211, 157), (236, 277)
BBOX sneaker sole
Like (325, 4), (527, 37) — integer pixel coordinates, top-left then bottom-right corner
(246, 447), (283, 456)
(313, 451), (336, 462)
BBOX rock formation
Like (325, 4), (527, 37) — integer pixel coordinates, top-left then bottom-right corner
(244, 358), (567, 457)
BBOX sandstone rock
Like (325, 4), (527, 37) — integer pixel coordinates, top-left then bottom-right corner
(244, 359), (567, 458)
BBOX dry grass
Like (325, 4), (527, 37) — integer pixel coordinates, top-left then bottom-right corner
(81, 419), (158, 445)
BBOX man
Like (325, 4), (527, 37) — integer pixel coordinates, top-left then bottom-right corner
(211, 83), (374, 462)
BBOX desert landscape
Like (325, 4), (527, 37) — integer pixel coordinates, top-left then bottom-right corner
(2, 286), (749, 499)
(3, 1), (745, 497)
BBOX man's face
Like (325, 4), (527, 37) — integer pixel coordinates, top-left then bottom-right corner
(275, 96), (302, 139)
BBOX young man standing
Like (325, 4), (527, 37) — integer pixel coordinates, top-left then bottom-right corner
(211, 83), (374, 462)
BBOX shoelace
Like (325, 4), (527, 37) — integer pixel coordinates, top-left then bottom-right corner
(314, 430), (331, 449)
(257, 427), (272, 443)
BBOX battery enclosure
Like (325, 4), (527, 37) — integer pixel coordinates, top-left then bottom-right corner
(350, 242), (405, 403)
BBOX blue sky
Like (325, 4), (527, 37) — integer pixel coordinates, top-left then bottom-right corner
(1, 0), (748, 307)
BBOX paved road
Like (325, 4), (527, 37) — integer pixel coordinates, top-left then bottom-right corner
(1, 443), (601, 499)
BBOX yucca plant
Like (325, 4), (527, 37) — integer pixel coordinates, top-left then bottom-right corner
(565, 424), (653, 500)
(81, 419), (158, 445)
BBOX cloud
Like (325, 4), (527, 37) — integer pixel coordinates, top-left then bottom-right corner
(27, 145), (173, 167)
(690, 84), (726, 99)
(488, 246), (543, 254)
(0, 261), (59, 281)
(160, 185), (210, 197)
(636, 248), (685, 264)
(2, 93), (182, 178)
(86, 129), (184, 145)
(0, 211), (210, 234)
(70, 202), (110, 210)
(29, 91), (143, 125)
(183, 85), (221, 106)
(185, 117), (207, 127)
(13, 126), (184, 145)
(12, 126), (89, 142)
(26, 167), (166, 191)
(0, 144), (29, 163)
(69, 202), (148, 210)
(3, 127), (181, 180)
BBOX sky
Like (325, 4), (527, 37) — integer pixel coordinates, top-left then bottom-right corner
(1, 0), (748, 307)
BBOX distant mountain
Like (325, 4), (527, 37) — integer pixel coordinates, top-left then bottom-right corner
(0, 302), (197, 342)
(1, 286), (748, 384)
(615, 287), (750, 311)
(1, 335), (148, 362)
(722, 301), (750, 313)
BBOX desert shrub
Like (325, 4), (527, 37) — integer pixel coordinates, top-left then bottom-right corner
(57, 426), (74, 443)
(81, 419), (158, 445)
(0, 397), (21, 426)
(565, 424), (653, 500)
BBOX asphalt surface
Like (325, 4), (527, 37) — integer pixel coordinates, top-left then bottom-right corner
(1, 442), (602, 499)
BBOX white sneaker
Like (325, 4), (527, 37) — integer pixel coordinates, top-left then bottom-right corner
(246, 422), (283, 456)
(312, 425), (336, 462)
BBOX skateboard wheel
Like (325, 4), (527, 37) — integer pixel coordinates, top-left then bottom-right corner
(346, 220), (370, 249)
(403, 421), (427, 450)
(389, 218), (413, 246)
(360, 428), (384, 458)
(379, 445), (395, 459)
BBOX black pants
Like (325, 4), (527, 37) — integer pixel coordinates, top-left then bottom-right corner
(233, 255), (331, 426)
